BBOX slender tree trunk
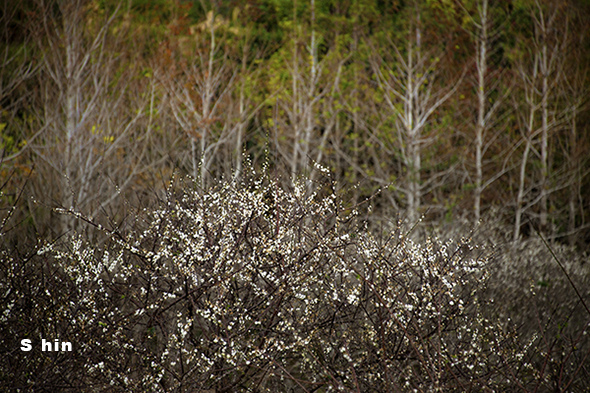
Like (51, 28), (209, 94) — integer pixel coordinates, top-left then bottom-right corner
(62, 10), (82, 233)
(568, 110), (578, 245)
(474, 0), (488, 223)
(533, 0), (566, 234)
(539, 17), (549, 232)
(303, 0), (317, 193)
(192, 139), (198, 180)
(514, 134), (531, 242)
(406, 10), (421, 225)
(235, 72), (245, 180)
(514, 94), (536, 241)
(291, 0), (299, 180)
(199, 13), (216, 188)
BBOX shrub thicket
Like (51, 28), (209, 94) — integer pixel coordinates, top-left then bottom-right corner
(1, 168), (589, 392)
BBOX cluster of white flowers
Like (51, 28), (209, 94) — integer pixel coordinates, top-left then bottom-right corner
(2, 168), (588, 391)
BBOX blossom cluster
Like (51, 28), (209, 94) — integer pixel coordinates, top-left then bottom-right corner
(2, 170), (588, 391)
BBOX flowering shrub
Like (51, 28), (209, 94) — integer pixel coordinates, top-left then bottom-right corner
(1, 169), (588, 391)
(432, 211), (590, 391)
(483, 223), (590, 392)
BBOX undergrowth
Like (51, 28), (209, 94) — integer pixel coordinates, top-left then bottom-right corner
(1, 166), (589, 392)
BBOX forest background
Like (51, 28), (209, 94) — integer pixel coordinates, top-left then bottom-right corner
(1, 0), (590, 246)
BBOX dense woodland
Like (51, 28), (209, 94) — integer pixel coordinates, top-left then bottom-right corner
(1, 0), (589, 245)
(1, 0), (590, 391)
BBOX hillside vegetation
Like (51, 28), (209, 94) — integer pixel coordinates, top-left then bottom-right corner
(1, 0), (589, 391)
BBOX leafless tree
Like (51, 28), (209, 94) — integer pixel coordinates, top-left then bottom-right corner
(370, 1), (462, 224)
(458, 0), (510, 222)
(533, 0), (567, 232)
(28, 0), (154, 234)
(160, 7), (238, 188)
(270, 0), (350, 194)
(512, 0), (568, 240)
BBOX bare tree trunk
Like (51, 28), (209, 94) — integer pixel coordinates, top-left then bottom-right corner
(540, 35), (548, 231)
(514, 125), (533, 242)
(291, 0), (300, 180)
(235, 76), (245, 180)
(406, 22), (420, 225)
(303, 0), (318, 193)
(537, 1), (550, 232)
(514, 48), (539, 241)
(60, 2), (83, 232)
(532, 0), (566, 233)
(474, 0), (488, 223)
(199, 11), (216, 188)
(458, 0), (508, 223)
(568, 111), (577, 245)
(234, 42), (249, 181)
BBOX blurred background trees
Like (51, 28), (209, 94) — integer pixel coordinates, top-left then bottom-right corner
(1, 0), (589, 247)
